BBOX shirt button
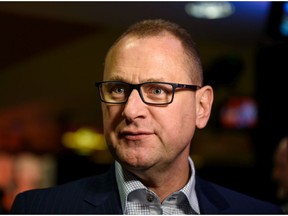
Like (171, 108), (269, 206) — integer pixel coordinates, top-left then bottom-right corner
(146, 194), (154, 202)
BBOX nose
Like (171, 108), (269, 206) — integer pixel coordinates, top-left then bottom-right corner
(122, 89), (147, 121)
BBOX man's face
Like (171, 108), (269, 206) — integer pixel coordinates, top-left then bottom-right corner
(102, 34), (199, 172)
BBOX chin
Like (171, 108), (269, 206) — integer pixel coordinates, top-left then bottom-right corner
(120, 156), (153, 171)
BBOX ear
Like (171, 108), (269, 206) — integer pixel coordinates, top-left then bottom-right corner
(195, 85), (214, 129)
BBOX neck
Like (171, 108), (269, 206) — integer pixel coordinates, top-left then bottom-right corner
(127, 156), (191, 202)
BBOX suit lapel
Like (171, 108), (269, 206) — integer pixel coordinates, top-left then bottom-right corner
(195, 175), (230, 214)
(80, 164), (231, 214)
(84, 163), (123, 214)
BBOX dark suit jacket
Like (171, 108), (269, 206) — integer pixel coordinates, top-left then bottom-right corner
(10, 163), (283, 214)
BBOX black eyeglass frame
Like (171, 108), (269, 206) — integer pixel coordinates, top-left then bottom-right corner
(95, 81), (201, 105)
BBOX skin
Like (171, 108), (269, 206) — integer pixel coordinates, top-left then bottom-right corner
(272, 138), (288, 200)
(102, 32), (213, 202)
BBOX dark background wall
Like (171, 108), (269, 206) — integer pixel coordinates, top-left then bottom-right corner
(0, 1), (288, 212)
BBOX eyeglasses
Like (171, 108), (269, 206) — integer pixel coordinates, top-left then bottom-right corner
(95, 81), (201, 105)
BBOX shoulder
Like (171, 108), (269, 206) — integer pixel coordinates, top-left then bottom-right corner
(12, 174), (107, 200)
(10, 165), (119, 213)
(196, 176), (283, 214)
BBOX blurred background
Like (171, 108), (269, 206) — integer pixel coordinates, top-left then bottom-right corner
(0, 1), (288, 213)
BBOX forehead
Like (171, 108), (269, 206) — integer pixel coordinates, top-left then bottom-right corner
(115, 33), (184, 57)
(104, 34), (191, 82)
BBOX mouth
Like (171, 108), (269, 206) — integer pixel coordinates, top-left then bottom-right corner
(119, 130), (153, 141)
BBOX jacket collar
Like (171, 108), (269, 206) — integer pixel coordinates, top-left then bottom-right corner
(81, 163), (231, 214)
(195, 175), (230, 214)
(84, 163), (123, 214)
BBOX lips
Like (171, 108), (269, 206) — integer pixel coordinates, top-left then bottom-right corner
(119, 130), (153, 140)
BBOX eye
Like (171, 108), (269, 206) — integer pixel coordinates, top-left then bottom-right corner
(145, 84), (171, 97)
(112, 87), (125, 94)
(152, 87), (164, 95)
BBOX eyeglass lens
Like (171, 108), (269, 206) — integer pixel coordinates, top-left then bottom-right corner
(100, 82), (174, 104)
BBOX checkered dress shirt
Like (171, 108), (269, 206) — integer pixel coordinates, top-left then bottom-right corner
(115, 157), (200, 214)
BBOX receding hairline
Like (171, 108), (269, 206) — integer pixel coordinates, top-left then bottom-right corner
(104, 19), (203, 85)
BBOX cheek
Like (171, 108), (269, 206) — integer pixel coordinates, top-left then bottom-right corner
(177, 101), (196, 140)
(155, 105), (196, 143)
(171, 98), (196, 128)
(102, 105), (123, 133)
(177, 109), (196, 141)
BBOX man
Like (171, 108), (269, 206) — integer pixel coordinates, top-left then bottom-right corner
(272, 136), (288, 213)
(10, 19), (282, 214)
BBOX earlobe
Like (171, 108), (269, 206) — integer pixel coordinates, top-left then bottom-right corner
(195, 85), (214, 129)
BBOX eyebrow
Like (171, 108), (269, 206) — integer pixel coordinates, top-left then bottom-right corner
(105, 75), (124, 82)
(105, 75), (166, 83)
(144, 78), (165, 82)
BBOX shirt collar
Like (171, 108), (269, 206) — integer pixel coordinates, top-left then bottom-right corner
(115, 157), (200, 214)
